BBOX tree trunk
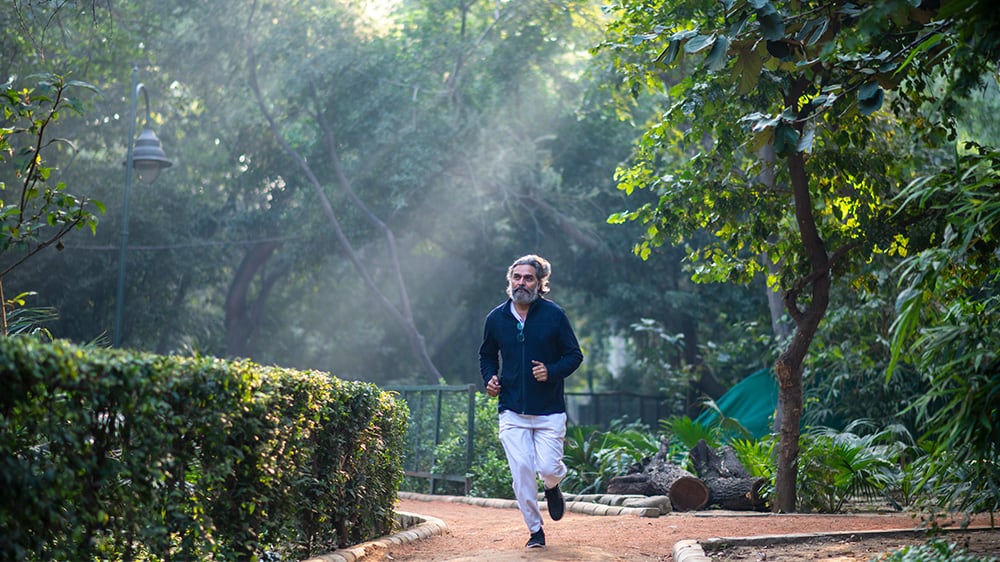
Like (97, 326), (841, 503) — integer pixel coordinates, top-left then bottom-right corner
(606, 473), (656, 496)
(774, 354), (803, 512)
(225, 242), (281, 358)
(0, 279), (6, 335)
(756, 143), (793, 341)
(650, 464), (709, 511)
(771, 131), (832, 512)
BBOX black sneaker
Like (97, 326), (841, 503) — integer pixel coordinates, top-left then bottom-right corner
(544, 484), (565, 521)
(525, 528), (545, 548)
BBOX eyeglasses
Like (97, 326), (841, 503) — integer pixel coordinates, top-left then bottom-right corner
(517, 321), (525, 342)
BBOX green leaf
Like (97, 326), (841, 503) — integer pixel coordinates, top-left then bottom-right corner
(773, 123), (799, 156)
(796, 122), (816, 153)
(670, 29), (700, 42)
(858, 81), (881, 101)
(729, 12), (750, 37)
(705, 35), (730, 71)
(807, 17), (830, 46)
(755, 4), (785, 41)
(66, 80), (100, 94)
(747, 128), (773, 152)
(655, 39), (681, 65)
(766, 40), (792, 59)
(684, 34), (715, 54)
(741, 111), (781, 133)
(857, 84), (884, 115)
(735, 49), (762, 95)
(893, 33), (944, 77)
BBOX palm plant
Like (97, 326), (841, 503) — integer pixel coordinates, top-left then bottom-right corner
(729, 436), (776, 479)
(660, 415), (721, 452)
(797, 420), (902, 512)
(729, 436), (777, 506)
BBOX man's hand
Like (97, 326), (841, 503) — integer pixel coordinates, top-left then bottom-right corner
(486, 375), (501, 397)
(532, 360), (548, 382)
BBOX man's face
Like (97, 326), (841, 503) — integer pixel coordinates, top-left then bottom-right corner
(509, 264), (540, 305)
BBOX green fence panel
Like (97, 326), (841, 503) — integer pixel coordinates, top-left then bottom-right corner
(387, 385), (475, 495)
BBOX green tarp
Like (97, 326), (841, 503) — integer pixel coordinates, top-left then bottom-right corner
(695, 368), (778, 439)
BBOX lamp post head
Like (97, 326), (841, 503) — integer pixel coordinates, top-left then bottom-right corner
(129, 127), (172, 183)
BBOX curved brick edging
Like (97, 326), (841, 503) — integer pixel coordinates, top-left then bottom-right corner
(673, 539), (712, 562)
(301, 511), (447, 562)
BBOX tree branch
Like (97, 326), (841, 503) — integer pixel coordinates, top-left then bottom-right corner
(245, 35), (443, 383)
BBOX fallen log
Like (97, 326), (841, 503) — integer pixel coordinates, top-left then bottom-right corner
(648, 463), (709, 511)
(705, 476), (768, 511)
(606, 473), (655, 496)
(689, 439), (768, 511)
(607, 439), (709, 511)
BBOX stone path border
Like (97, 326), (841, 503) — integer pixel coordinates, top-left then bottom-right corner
(302, 510), (448, 562)
(673, 539), (712, 562)
(400, 490), (670, 518)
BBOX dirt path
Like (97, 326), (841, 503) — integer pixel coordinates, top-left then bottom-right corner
(352, 494), (998, 561)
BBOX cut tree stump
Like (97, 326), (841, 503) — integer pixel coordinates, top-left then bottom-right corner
(648, 463), (710, 511)
(607, 437), (709, 511)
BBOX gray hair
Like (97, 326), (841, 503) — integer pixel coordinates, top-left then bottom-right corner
(506, 254), (551, 296)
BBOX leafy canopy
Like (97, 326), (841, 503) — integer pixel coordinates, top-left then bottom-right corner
(600, 0), (992, 292)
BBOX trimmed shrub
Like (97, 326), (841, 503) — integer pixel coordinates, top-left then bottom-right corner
(0, 336), (407, 561)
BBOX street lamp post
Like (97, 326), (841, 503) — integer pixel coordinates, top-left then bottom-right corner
(113, 65), (172, 348)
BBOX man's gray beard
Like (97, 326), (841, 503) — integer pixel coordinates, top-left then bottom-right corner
(511, 287), (538, 305)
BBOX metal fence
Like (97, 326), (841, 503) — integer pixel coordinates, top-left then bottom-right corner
(386, 385), (475, 495)
(386, 385), (673, 496)
(564, 391), (673, 430)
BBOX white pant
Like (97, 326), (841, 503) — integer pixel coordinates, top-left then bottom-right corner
(498, 410), (568, 533)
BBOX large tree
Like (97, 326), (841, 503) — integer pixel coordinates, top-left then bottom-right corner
(601, 0), (1000, 511)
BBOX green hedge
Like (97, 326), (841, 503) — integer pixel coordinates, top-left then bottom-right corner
(0, 337), (408, 561)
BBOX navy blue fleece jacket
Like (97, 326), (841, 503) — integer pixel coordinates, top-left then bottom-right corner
(479, 297), (583, 415)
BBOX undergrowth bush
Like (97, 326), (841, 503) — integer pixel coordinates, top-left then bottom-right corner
(796, 420), (902, 513)
(565, 420), (661, 495)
